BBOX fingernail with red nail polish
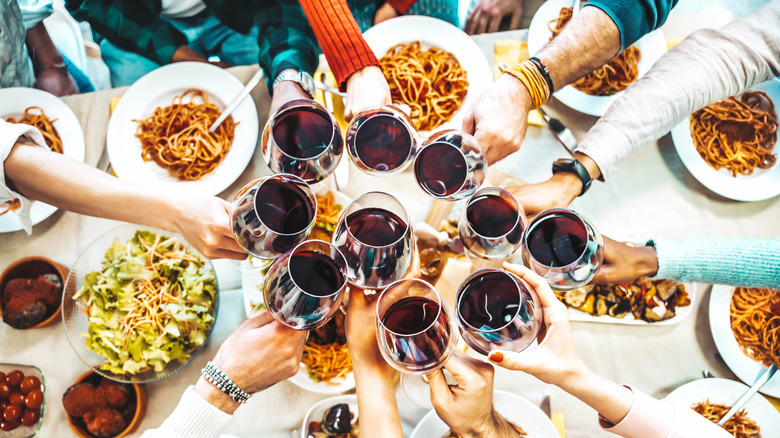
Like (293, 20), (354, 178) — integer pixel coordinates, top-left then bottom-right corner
(489, 351), (503, 363)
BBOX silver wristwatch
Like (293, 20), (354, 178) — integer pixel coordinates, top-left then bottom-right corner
(273, 70), (316, 99)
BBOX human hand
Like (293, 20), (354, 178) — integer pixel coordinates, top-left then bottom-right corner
(488, 262), (588, 387)
(429, 354), (519, 438)
(345, 65), (392, 121)
(465, 0), (523, 35)
(505, 174), (581, 219)
(591, 237), (658, 284)
(462, 74), (531, 164)
(374, 2), (400, 24)
(195, 311), (306, 412)
(168, 195), (246, 260)
(34, 67), (78, 97)
(345, 287), (395, 376)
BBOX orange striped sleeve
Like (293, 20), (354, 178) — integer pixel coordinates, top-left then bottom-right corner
(298, 0), (379, 89)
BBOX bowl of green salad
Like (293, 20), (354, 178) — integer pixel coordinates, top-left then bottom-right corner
(62, 225), (219, 384)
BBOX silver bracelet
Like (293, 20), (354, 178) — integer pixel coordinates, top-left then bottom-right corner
(201, 361), (252, 404)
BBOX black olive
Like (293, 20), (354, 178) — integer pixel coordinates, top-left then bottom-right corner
(321, 403), (352, 435)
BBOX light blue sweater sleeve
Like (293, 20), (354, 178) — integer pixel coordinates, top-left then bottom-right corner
(17, 0), (54, 30)
(647, 238), (780, 289)
(586, 0), (679, 49)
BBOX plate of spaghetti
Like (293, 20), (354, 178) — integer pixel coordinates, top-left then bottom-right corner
(107, 62), (258, 195)
(363, 16), (492, 134)
(671, 79), (780, 201)
(666, 378), (779, 438)
(0, 87), (85, 232)
(709, 285), (780, 397)
(527, 0), (667, 116)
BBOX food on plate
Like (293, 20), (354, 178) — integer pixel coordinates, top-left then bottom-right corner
(73, 230), (217, 375)
(549, 7), (641, 96)
(730, 287), (780, 367)
(134, 88), (236, 181)
(445, 423), (526, 437)
(6, 106), (64, 153)
(63, 376), (137, 437)
(307, 403), (359, 437)
(379, 41), (469, 131)
(311, 191), (344, 242)
(1, 260), (63, 329)
(302, 311), (352, 384)
(0, 368), (42, 432)
(0, 198), (21, 217)
(690, 90), (777, 177)
(556, 277), (691, 322)
(692, 400), (760, 438)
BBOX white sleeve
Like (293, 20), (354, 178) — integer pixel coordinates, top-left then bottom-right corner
(140, 386), (234, 438)
(0, 119), (47, 234)
(576, 1), (780, 179)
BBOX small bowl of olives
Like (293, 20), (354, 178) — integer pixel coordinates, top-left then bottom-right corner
(301, 395), (359, 438)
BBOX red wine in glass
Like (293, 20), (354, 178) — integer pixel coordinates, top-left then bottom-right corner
(521, 208), (604, 291)
(264, 240), (348, 330)
(230, 174), (316, 259)
(414, 130), (486, 200)
(376, 279), (456, 374)
(262, 99), (343, 183)
(456, 269), (542, 355)
(332, 192), (414, 289)
(458, 187), (525, 260)
(346, 106), (417, 175)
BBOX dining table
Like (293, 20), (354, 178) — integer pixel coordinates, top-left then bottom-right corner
(2, 15), (780, 438)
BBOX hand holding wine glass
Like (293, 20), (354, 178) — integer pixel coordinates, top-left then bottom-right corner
(591, 236), (659, 284)
(414, 130), (486, 200)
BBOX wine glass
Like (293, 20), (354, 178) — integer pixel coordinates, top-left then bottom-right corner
(456, 268), (542, 355)
(261, 99), (343, 183)
(458, 187), (526, 260)
(521, 207), (604, 291)
(331, 191), (415, 290)
(345, 105), (418, 175)
(375, 279), (457, 374)
(230, 173), (317, 260)
(414, 129), (486, 200)
(263, 240), (348, 330)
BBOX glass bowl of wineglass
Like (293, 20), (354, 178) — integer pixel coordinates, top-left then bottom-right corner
(346, 105), (418, 175)
(332, 191), (415, 290)
(263, 240), (348, 331)
(458, 187), (526, 260)
(456, 269), (542, 355)
(230, 173), (317, 260)
(521, 208), (604, 291)
(414, 129), (486, 201)
(261, 99), (343, 183)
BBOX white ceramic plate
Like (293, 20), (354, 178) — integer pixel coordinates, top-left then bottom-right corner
(241, 191), (354, 394)
(665, 378), (780, 436)
(107, 62), (258, 196)
(709, 285), (780, 397)
(301, 395), (358, 437)
(363, 16), (493, 135)
(527, 0), (667, 116)
(0, 87), (85, 233)
(671, 78), (780, 201)
(410, 390), (560, 438)
(566, 283), (697, 326)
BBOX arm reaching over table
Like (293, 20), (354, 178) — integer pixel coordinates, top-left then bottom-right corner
(593, 237), (780, 289)
(140, 312), (306, 437)
(489, 263), (732, 438)
(1, 120), (246, 260)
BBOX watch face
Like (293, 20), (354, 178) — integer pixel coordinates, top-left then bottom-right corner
(554, 158), (575, 166)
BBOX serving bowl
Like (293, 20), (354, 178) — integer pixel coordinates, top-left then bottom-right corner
(65, 370), (147, 438)
(0, 363), (45, 438)
(0, 256), (68, 329)
(300, 394), (358, 437)
(62, 224), (219, 384)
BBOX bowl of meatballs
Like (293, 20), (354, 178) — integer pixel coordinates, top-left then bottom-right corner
(62, 370), (147, 438)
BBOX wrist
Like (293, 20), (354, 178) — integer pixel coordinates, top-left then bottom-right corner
(195, 376), (240, 414)
(555, 359), (592, 394)
(549, 172), (582, 205)
(634, 245), (659, 278)
(502, 73), (535, 113)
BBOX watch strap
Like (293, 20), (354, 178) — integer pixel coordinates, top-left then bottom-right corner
(273, 70), (316, 99)
(552, 158), (592, 196)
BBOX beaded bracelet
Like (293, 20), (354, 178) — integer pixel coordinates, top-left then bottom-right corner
(201, 361), (251, 404)
(505, 60), (551, 109)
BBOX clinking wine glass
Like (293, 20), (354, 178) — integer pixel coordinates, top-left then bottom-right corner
(521, 207), (604, 291)
(413, 129), (486, 200)
(456, 268), (542, 355)
(331, 191), (415, 290)
(263, 240), (348, 330)
(346, 105), (418, 175)
(458, 186), (526, 261)
(261, 99), (343, 183)
(230, 173), (317, 260)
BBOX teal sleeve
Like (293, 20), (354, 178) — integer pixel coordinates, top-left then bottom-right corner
(586, 0), (679, 49)
(647, 238), (780, 289)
